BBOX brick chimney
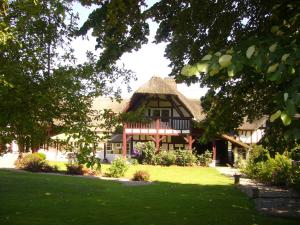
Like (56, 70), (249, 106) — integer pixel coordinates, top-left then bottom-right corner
(164, 77), (177, 89)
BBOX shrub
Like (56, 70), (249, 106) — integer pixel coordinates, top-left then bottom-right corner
(66, 163), (84, 175)
(15, 153), (43, 172)
(41, 164), (58, 173)
(270, 154), (292, 186)
(15, 153), (56, 173)
(175, 150), (197, 166)
(108, 158), (129, 178)
(242, 145), (270, 178)
(36, 152), (46, 160)
(157, 150), (177, 166)
(132, 170), (150, 181)
(243, 149), (292, 186)
(135, 142), (156, 165)
(129, 158), (139, 165)
(289, 146), (300, 161)
(290, 164), (300, 192)
(197, 150), (212, 167)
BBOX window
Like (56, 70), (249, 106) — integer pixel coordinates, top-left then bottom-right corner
(151, 108), (171, 122)
(161, 109), (170, 122)
(152, 109), (161, 117)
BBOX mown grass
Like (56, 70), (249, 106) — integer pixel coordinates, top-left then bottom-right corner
(0, 167), (297, 225)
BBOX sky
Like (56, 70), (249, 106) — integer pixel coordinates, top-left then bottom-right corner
(71, 2), (208, 99)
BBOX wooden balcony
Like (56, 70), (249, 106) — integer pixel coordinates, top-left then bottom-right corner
(124, 117), (191, 135)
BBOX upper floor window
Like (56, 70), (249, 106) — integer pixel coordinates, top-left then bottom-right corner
(150, 108), (171, 122)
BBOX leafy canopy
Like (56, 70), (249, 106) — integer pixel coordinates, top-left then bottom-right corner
(79, 0), (300, 150)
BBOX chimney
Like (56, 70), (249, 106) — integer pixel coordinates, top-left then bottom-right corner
(164, 77), (177, 89)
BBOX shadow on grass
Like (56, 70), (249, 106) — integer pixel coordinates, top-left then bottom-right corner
(0, 169), (298, 225)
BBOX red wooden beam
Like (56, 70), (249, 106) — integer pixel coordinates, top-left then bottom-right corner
(122, 123), (127, 159)
(212, 140), (216, 161)
(184, 135), (195, 150)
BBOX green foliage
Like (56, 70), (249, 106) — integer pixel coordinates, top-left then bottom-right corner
(289, 146), (300, 161)
(66, 163), (84, 175)
(175, 150), (197, 167)
(156, 150), (177, 166)
(243, 146), (293, 186)
(36, 152), (46, 161)
(107, 157), (129, 178)
(179, 2), (300, 145)
(15, 153), (57, 173)
(290, 164), (300, 192)
(243, 145), (271, 178)
(135, 142), (197, 166)
(129, 158), (139, 165)
(132, 170), (150, 181)
(135, 142), (157, 165)
(197, 150), (212, 167)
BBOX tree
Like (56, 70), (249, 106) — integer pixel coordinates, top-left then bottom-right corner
(0, 0), (133, 160)
(79, 0), (299, 150)
(181, 1), (300, 150)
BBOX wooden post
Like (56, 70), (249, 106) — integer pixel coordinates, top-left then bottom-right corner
(155, 118), (160, 152)
(122, 123), (127, 159)
(184, 135), (195, 151)
(212, 140), (217, 166)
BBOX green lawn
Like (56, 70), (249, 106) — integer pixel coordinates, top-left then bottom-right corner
(0, 166), (297, 225)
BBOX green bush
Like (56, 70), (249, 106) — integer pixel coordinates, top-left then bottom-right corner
(129, 158), (139, 165)
(132, 170), (150, 181)
(270, 154), (292, 186)
(289, 146), (300, 160)
(66, 163), (84, 175)
(243, 147), (292, 186)
(243, 145), (270, 178)
(290, 164), (300, 192)
(197, 150), (212, 167)
(15, 153), (56, 172)
(157, 150), (177, 166)
(136, 142), (156, 165)
(175, 150), (197, 166)
(108, 158), (129, 178)
(36, 152), (46, 160)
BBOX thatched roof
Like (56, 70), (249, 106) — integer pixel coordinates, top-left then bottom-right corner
(238, 117), (267, 130)
(124, 76), (203, 120)
(92, 96), (128, 113)
(91, 77), (265, 131)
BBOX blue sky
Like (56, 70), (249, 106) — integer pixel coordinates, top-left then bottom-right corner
(71, 2), (207, 99)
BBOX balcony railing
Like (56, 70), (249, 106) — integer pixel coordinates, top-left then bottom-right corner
(125, 117), (191, 131)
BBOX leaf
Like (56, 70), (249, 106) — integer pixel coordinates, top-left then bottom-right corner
(269, 43), (277, 52)
(281, 53), (290, 61)
(181, 64), (198, 76)
(209, 63), (220, 76)
(281, 112), (292, 126)
(218, 55), (232, 68)
(201, 54), (212, 61)
(271, 26), (279, 33)
(270, 110), (281, 122)
(286, 100), (296, 116)
(267, 63), (279, 73)
(214, 52), (222, 56)
(196, 63), (209, 73)
(246, 45), (255, 59)
(284, 93), (288, 101)
(228, 69), (234, 77)
(267, 71), (281, 81)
